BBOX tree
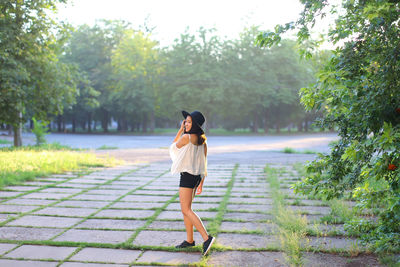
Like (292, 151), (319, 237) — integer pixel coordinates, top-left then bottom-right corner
(160, 28), (223, 129)
(0, 0), (77, 145)
(111, 29), (161, 132)
(258, 0), (400, 251)
(62, 20), (128, 133)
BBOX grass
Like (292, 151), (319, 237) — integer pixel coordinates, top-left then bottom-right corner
(96, 145), (119, 150)
(265, 164), (309, 267)
(0, 139), (12, 144)
(321, 198), (355, 224)
(0, 144), (121, 188)
(282, 147), (318, 154)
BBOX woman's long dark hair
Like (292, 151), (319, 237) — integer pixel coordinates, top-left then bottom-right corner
(185, 119), (206, 145)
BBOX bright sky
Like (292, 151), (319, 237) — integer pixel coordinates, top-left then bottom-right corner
(56, 0), (308, 47)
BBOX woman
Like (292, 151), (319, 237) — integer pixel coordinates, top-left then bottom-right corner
(169, 110), (215, 256)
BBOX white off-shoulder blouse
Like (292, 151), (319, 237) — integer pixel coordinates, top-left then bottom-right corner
(169, 136), (207, 176)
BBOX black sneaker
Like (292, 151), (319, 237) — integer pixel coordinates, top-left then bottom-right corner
(175, 240), (195, 248)
(202, 235), (215, 255)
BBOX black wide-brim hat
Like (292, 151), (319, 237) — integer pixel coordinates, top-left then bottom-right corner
(182, 110), (205, 134)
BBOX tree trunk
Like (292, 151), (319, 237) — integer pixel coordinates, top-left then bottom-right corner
(297, 121), (303, 132)
(102, 110), (109, 133)
(87, 113), (92, 133)
(149, 111), (155, 133)
(304, 119), (309, 132)
(122, 119), (128, 132)
(57, 115), (62, 132)
(142, 117), (148, 133)
(7, 124), (12, 136)
(252, 112), (258, 133)
(72, 116), (76, 133)
(117, 118), (122, 132)
(264, 111), (269, 134)
(13, 113), (22, 147)
(29, 119), (33, 129)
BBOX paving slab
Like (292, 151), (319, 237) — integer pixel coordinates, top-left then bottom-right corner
(142, 186), (177, 191)
(55, 200), (110, 209)
(40, 188), (84, 194)
(71, 194), (120, 201)
(54, 229), (133, 244)
(220, 222), (275, 233)
(289, 205), (331, 215)
(223, 212), (272, 221)
(136, 251), (201, 265)
(134, 190), (176, 196)
(70, 247), (141, 264)
(0, 213), (16, 222)
(229, 191), (269, 198)
(217, 233), (278, 249)
(58, 183), (95, 189)
(165, 202), (219, 211)
(34, 207), (97, 217)
(303, 252), (385, 267)
(67, 179), (103, 184)
(0, 243), (18, 255)
(157, 210), (216, 220)
(0, 259), (58, 267)
(121, 195), (171, 202)
(226, 204), (272, 212)
(61, 262), (128, 267)
(0, 227), (63, 241)
(199, 191), (226, 197)
(94, 209), (155, 219)
(132, 230), (202, 247)
(85, 189), (130, 195)
(24, 181), (54, 186)
(0, 204), (38, 213)
(7, 215), (81, 228)
(110, 202), (163, 209)
(21, 192), (71, 200)
(208, 251), (285, 267)
(0, 191), (23, 198)
(146, 220), (209, 230)
(76, 219), (146, 230)
(192, 197), (223, 203)
(228, 197), (272, 204)
(5, 245), (76, 260)
(231, 187), (268, 193)
(307, 236), (362, 250)
(3, 186), (39, 192)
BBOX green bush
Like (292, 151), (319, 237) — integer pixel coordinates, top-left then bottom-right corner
(31, 117), (49, 146)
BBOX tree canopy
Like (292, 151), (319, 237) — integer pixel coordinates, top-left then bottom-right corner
(0, 0), (78, 145)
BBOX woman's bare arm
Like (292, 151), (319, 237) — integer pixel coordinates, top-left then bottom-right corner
(173, 120), (185, 143)
(196, 142), (207, 195)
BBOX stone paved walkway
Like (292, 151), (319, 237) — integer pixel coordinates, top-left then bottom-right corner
(0, 161), (384, 266)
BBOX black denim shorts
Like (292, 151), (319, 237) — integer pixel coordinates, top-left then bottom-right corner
(179, 172), (202, 189)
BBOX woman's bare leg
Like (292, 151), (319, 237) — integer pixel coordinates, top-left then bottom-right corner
(183, 214), (194, 243)
(179, 187), (209, 241)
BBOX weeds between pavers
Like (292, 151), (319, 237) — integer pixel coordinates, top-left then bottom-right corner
(265, 164), (309, 267)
